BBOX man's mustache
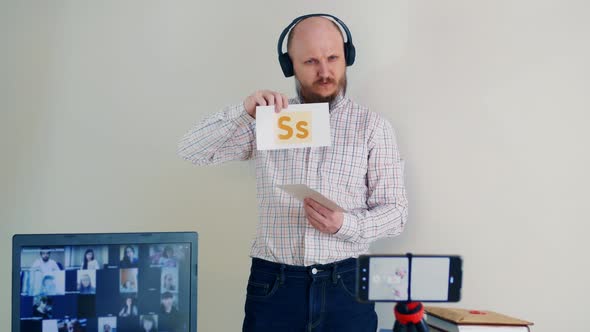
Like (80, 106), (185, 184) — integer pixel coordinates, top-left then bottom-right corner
(314, 78), (336, 85)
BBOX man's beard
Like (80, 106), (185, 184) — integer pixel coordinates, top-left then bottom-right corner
(295, 73), (347, 104)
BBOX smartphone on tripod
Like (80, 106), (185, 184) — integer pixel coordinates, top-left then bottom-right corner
(357, 254), (462, 303)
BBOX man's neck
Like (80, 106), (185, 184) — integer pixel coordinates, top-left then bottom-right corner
(295, 92), (346, 111)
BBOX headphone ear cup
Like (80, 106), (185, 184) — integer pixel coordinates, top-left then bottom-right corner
(345, 42), (356, 66)
(278, 53), (294, 77)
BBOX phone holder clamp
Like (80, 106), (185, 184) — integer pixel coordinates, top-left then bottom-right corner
(393, 301), (429, 332)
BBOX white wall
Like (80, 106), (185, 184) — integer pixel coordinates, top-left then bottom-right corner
(2, 1), (589, 331)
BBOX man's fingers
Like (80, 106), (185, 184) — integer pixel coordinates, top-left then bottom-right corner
(304, 199), (343, 235)
(306, 214), (325, 232)
(305, 198), (331, 217)
(264, 93), (275, 108)
(273, 93), (283, 113)
(246, 90), (288, 116)
(252, 90), (289, 107)
(304, 203), (325, 221)
(254, 95), (267, 107)
(245, 90), (287, 118)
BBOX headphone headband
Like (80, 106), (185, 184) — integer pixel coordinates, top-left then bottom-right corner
(277, 13), (356, 77)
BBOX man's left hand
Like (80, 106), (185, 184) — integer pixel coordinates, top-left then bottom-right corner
(304, 198), (343, 234)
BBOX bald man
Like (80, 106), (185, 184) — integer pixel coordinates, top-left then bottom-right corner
(178, 14), (408, 331)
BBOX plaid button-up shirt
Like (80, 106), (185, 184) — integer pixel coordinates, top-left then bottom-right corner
(178, 95), (408, 266)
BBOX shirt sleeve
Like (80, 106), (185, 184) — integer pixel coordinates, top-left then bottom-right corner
(51, 261), (60, 271)
(177, 103), (256, 165)
(333, 113), (408, 244)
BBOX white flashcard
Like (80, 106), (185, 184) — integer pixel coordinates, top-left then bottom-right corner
(277, 184), (345, 212)
(256, 103), (331, 150)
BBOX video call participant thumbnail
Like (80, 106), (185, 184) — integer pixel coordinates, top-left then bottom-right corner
(120, 246), (138, 268)
(77, 270), (96, 294)
(159, 291), (179, 331)
(161, 268), (178, 293)
(32, 296), (53, 319)
(120, 268), (138, 293)
(39, 272), (66, 296)
(99, 316), (117, 332)
(140, 314), (158, 332)
(81, 248), (101, 270)
(118, 296), (138, 318)
(31, 248), (62, 273)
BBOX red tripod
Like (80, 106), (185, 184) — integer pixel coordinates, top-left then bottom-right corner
(393, 302), (429, 332)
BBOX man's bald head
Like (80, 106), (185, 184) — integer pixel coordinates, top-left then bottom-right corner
(286, 16), (345, 54)
(284, 16), (348, 104)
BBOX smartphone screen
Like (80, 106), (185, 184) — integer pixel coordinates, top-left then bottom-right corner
(358, 255), (462, 302)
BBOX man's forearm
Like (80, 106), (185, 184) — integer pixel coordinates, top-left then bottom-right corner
(177, 103), (255, 165)
(333, 203), (408, 244)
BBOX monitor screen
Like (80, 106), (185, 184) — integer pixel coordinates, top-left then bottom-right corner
(18, 242), (192, 332)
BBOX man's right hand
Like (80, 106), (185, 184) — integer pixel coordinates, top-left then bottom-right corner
(243, 90), (289, 119)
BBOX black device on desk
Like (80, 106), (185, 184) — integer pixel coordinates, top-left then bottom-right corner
(357, 254), (462, 303)
(358, 254), (463, 332)
(12, 232), (198, 332)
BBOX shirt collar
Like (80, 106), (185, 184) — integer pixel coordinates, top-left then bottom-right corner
(328, 92), (346, 111)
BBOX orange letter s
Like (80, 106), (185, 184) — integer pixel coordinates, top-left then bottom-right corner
(295, 121), (309, 139)
(278, 116), (293, 140)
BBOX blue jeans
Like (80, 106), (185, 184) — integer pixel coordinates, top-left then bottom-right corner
(243, 257), (378, 332)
